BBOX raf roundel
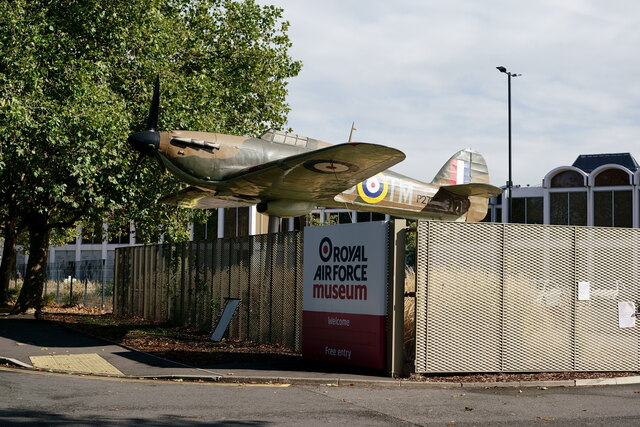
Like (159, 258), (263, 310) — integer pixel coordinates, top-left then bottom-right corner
(319, 237), (332, 262)
(304, 160), (358, 174)
(357, 173), (388, 204)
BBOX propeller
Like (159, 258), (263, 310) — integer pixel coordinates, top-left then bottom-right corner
(127, 77), (165, 177)
(147, 76), (160, 131)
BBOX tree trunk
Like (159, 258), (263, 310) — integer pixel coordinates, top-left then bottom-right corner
(0, 216), (19, 304)
(11, 213), (50, 314)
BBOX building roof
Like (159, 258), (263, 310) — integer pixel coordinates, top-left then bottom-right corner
(572, 153), (639, 173)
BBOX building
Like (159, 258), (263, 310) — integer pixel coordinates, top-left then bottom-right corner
(485, 152), (640, 227)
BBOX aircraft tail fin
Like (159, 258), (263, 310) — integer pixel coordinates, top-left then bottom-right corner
(431, 148), (491, 186)
(432, 149), (503, 222)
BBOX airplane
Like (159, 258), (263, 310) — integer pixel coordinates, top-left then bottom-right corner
(128, 80), (503, 222)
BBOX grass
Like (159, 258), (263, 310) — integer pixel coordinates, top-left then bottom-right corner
(404, 266), (416, 361)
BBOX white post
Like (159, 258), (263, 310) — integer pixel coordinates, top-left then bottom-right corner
(102, 223), (109, 286)
(248, 205), (257, 236)
(217, 208), (225, 239)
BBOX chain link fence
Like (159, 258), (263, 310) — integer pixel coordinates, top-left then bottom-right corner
(114, 231), (304, 350)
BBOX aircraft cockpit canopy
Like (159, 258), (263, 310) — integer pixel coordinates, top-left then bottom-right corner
(260, 129), (309, 148)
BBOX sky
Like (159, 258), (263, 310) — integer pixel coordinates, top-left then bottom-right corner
(257, 0), (640, 187)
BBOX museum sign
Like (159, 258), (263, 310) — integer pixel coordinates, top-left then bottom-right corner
(303, 222), (389, 369)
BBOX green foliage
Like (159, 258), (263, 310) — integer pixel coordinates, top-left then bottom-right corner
(0, 0), (300, 310)
(305, 213), (340, 227)
(65, 290), (84, 306)
(94, 283), (114, 298)
(0, 0), (300, 241)
(49, 227), (81, 248)
(7, 287), (21, 303)
(210, 299), (220, 316)
(41, 293), (56, 307)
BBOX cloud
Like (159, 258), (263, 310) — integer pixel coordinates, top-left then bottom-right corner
(261, 0), (640, 185)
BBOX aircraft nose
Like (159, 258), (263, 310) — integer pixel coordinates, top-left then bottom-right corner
(128, 130), (160, 156)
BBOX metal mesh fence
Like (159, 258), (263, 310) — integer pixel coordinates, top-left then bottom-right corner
(415, 221), (640, 373)
(114, 231), (304, 350)
(9, 260), (114, 310)
(574, 227), (640, 371)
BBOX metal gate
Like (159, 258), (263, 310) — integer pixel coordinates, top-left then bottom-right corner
(415, 221), (640, 373)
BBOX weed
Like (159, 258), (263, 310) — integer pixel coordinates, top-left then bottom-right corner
(41, 293), (56, 307)
(7, 287), (21, 303)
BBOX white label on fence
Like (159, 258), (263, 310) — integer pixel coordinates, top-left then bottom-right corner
(578, 281), (590, 301)
(618, 301), (636, 328)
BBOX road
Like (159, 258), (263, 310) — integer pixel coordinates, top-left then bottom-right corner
(2, 367), (640, 426)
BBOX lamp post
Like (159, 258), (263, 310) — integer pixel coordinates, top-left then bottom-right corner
(496, 66), (521, 223)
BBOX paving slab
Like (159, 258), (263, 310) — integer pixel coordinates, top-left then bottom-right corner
(575, 378), (618, 386)
(29, 353), (124, 375)
(615, 375), (640, 385)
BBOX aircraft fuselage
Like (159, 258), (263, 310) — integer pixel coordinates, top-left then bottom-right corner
(149, 129), (481, 221)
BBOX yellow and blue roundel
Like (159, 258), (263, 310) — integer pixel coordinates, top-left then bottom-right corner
(357, 174), (388, 204)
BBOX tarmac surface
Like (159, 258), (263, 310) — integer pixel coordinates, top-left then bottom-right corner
(0, 312), (399, 386)
(2, 311), (640, 388)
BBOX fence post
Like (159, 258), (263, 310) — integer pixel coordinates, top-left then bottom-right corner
(101, 259), (105, 310)
(388, 219), (406, 377)
(113, 252), (119, 314)
(56, 269), (60, 304)
(69, 261), (74, 305)
(83, 277), (88, 306)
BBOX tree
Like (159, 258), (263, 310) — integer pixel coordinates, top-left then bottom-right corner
(0, 0), (301, 312)
(0, 108), (25, 304)
(0, 208), (23, 305)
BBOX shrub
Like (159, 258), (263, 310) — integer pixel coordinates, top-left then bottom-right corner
(65, 290), (83, 306)
(41, 293), (56, 307)
(7, 287), (21, 303)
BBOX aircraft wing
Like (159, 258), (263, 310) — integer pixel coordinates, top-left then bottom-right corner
(159, 187), (256, 209)
(219, 143), (406, 201)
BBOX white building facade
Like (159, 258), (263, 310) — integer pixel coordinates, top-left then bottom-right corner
(486, 153), (640, 228)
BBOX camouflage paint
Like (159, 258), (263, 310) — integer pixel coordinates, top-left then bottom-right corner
(146, 128), (501, 221)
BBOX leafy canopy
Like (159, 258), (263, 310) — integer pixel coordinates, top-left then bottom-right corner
(0, 0), (301, 242)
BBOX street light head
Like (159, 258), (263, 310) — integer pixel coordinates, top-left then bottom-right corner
(496, 66), (507, 73)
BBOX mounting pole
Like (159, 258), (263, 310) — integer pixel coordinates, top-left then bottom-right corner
(348, 122), (357, 142)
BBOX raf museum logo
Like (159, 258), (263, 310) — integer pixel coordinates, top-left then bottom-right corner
(304, 223), (387, 313)
(313, 236), (369, 300)
(319, 237), (332, 262)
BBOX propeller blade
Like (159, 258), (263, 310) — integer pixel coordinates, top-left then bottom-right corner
(147, 76), (160, 131)
(127, 152), (147, 186)
(150, 147), (166, 174)
(126, 77), (164, 185)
